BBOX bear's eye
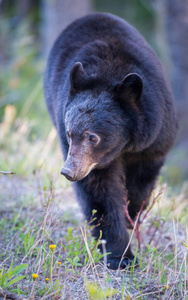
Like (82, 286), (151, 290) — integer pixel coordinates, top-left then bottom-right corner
(85, 131), (100, 145)
(89, 134), (99, 144)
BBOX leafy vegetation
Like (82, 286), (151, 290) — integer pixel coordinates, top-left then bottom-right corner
(0, 260), (27, 290)
(0, 167), (187, 299)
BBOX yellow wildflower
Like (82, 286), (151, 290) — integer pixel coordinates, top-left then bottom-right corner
(32, 273), (38, 281)
(45, 277), (49, 284)
(165, 284), (169, 290)
(49, 244), (56, 251)
(57, 261), (61, 267)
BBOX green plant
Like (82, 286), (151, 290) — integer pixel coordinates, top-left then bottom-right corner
(10, 284), (27, 296)
(85, 280), (117, 300)
(63, 224), (105, 269)
(0, 259), (27, 289)
(66, 256), (82, 271)
(19, 228), (37, 255)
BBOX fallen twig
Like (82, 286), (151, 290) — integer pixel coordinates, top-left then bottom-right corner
(140, 188), (163, 223)
(0, 171), (16, 175)
(125, 199), (146, 248)
(124, 188), (164, 248)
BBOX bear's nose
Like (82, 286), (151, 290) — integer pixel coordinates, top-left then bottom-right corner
(61, 167), (76, 181)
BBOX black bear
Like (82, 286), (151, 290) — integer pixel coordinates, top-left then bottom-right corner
(44, 13), (177, 269)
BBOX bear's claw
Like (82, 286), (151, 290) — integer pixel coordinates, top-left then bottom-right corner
(107, 256), (136, 270)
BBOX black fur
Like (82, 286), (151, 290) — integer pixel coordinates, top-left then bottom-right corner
(44, 13), (177, 270)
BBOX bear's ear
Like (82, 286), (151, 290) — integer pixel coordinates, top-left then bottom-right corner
(70, 62), (86, 94)
(116, 73), (143, 107)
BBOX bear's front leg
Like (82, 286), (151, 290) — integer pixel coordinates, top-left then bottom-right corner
(74, 161), (134, 270)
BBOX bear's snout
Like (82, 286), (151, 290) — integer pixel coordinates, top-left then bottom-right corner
(61, 167), (76, 181)
(61, 153), (97, 181)
(60, 141), (98, 181)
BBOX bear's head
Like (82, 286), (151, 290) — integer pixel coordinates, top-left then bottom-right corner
(61, 62), (143, 181)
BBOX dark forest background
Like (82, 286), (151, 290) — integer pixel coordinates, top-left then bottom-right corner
(0, 0), (188, 192)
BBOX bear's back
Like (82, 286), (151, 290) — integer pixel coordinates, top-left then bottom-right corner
(45, 13), (164, 100)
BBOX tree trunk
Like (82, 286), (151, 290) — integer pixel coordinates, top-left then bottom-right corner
(41, 0), (93, 57)
(160, 0), (188, 143)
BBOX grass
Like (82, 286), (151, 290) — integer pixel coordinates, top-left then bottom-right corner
(0, 170), (187, 299)
(0, 19), (188, 300)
